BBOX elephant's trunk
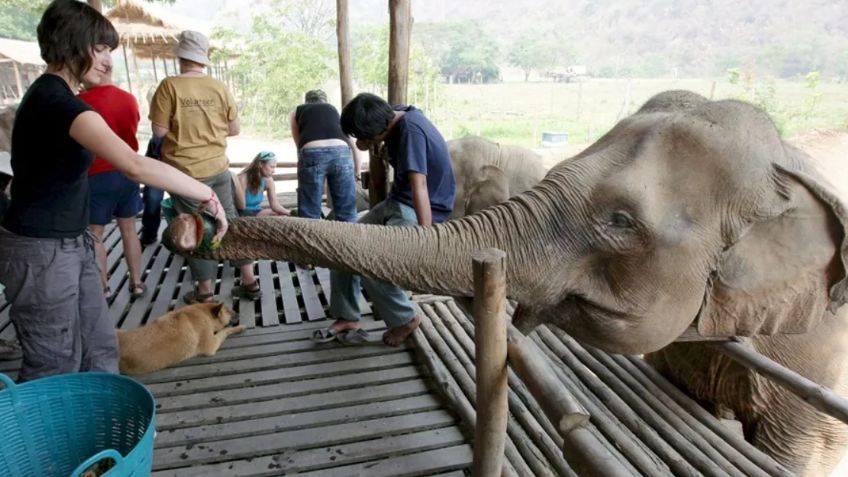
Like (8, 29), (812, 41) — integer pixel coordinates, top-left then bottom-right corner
(182, 192), (566, 303)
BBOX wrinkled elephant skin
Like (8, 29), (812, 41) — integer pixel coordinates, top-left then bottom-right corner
(169, 90), (848, 475)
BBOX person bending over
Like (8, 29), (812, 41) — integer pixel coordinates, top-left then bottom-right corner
(317, 93), (455, 346)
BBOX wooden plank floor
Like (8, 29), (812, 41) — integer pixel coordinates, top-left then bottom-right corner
(0, 222), (474, 476)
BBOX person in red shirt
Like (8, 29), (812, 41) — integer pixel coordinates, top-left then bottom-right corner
(79, 66), (145, 299)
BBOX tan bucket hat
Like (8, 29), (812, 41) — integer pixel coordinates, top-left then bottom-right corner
(174, 30), (210, 66)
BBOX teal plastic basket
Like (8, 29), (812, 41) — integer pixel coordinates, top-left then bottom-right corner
(0, 372), (156, 477)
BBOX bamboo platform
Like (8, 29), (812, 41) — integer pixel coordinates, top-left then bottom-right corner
(0, 221), (791, 476)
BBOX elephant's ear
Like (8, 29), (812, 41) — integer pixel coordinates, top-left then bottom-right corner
(696, 165), (848, 337)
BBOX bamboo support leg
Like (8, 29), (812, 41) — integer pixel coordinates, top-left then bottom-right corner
(431, 301), (574, 477)
(410, 328), (518, 477)
(421, 305), (551, 476)
(472, 250), (508, 477)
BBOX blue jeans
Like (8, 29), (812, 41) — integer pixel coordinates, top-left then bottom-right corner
(329, 199), (418, 328)
(141, 185), (164, 242)
(297, 146), (357, 222)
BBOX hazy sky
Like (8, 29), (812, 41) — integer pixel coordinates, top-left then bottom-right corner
(165, 0), (454, 32)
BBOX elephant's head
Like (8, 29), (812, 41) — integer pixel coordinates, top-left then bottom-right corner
(170, 90), (848, 355)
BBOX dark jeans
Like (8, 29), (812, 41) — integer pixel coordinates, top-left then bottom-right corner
(297, 146), (357, 222)
(141, 185), (164, 242)
(141, 136), (164, 243)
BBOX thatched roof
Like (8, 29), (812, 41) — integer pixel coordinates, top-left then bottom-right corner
(0, 38), (44, 67)
(105, 0), (216, 60)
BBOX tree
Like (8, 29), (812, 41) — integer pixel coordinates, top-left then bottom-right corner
(437, 20), (500, 83)
(214, 0), (335, 135)
(0, 0), (175, 41)
(507, 34), (552, 82)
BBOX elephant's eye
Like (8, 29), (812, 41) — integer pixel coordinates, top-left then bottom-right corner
(607, 211), (635, 229)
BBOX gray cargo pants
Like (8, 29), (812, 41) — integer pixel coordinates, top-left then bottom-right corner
(0, 227), (119, 382)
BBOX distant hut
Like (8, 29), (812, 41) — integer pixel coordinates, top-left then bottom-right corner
(105, 0), (231, 98)
(0, 38), (45, 103)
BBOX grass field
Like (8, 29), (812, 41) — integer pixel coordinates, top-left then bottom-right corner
(423, 78), (848, 148)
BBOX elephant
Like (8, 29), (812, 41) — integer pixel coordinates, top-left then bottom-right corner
(350, 135), (547, 218)
(447, 135), (548, 218)
(169, 90), (848, 475)
(463, 164), (508, 215)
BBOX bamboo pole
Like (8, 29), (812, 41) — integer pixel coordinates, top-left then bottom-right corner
(714, 339), (848, 425)
(616, 354), (794, 476)
(12, 61), (22, 98)
(409, 327), (518, 477)
(507, 331), (634, 476)
(388, 0), (411, 105)
(528, 333), (670, 477)
(534, 327), (703, 476)
(506, 330), (589, 432)
(151, 52), (159, 83)
(472, 250), (509, 477)
(542, 326), (740, 477)
(121, 44), (133, 95)
(576, 337), (777, 477)
(417, 310), (534, 476)
(336, 0), (353, 106)
(436, 301), (575, 477)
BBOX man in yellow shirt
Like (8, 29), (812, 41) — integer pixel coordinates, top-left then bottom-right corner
(150, 30), (260, 303)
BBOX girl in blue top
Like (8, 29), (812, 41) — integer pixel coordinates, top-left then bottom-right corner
(234, 151), (290, 216)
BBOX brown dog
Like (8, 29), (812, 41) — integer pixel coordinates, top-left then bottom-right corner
(117, 302), (245, 375)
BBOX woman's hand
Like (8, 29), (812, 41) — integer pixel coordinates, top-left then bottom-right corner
(203, 191), (229, 243)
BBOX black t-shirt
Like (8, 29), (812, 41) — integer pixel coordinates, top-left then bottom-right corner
(3, 74), (93, 238)
(294, 103), (348, 148)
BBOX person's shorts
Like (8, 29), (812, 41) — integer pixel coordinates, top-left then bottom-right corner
(88, 171), (143, 225)
(238, 208), (261, 217)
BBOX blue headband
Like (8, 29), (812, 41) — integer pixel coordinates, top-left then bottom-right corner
(258, 151), (276, 162)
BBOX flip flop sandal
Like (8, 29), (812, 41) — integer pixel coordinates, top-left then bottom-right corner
(233, 281), (261, 301)
(183, 290), (215, 304)
(311, 327), (344, 343)
(103, 286), (112, 300)
(130, 283), (147, 299)
(335, 328), (382, 346)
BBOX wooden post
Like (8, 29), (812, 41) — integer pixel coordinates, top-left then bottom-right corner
(336, 0), (353, 107)
(714, 340), (848, 425)
(472, 249), (509, 477)
(388, 0), (411, 105)
(151, 55), (159, 83)
(12, 61), (22, 98)
(121, 44), (133, 95)
(367, 0), (412, 207)
(87, 0), (102, 12)
(162, 57), (169, 77)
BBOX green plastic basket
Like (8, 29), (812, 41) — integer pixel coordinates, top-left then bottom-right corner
(0, 372), (156, 477)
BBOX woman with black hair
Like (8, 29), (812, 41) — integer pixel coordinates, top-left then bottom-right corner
(0, 0), (229, 382)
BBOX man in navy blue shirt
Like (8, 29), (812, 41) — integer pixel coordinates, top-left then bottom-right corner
(314, 93), (455, 346)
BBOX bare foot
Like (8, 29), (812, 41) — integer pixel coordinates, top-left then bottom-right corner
(329, 319), (360, 333)
(382, 315), (422, 347)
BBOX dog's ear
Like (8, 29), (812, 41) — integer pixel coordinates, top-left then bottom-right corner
(212, 303), (226, 318)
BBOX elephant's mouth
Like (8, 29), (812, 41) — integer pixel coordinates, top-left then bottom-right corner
(566, 294), (627, 319)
